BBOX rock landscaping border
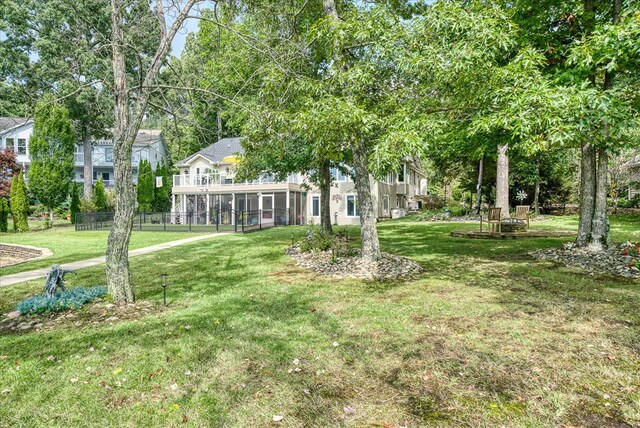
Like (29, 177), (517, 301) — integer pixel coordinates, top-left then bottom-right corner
(529, 244), (640, 279)
(287, 246), (424, 280)
(0, 244), (53, 267)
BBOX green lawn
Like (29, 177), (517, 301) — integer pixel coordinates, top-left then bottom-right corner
(1, 228), (210, 276)
(0, 217), (638, 427)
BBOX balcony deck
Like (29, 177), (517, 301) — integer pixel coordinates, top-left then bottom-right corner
(172, 174), (302, 193)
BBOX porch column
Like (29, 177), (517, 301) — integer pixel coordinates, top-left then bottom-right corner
(171, 193), (176, 223)
(231, 193), (235, 225)
(286, 189), (290, 225)
(206, 194), (210, 224)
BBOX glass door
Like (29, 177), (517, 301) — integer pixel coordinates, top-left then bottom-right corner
(261, 194), (274, 222)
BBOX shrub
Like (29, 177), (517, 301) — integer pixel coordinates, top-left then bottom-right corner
(0, 197), (8, 232)
(17, 286), (107, 315)
(9, 171), (29, 232)
(70, 183), (80, 224)
(419, 195), (444, 210)
(94, 178), (107, 211)
(299, 226), (353, 257)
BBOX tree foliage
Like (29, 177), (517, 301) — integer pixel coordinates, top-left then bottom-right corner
(0, 197), (9, 233)
(70, 182), (81, 224)
(136, 160), (154, 212)
(94, 178), (107, 212)
(27, 99), (76, 221)
(0, 148), (20, 197)
(10, 170), (29, 232)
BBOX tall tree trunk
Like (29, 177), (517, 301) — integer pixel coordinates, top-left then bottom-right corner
(475, 157), (483, 214)
(587, 0), (619, 249)
(83, 128), (93, 200)
(577, 142), (596, 246)
(319, 159), (332, 232)
(534, 156), (540, 216)
(49, 209), (54, 226)
(106, 0), (135, 304)
(353, 140), (381, 261)
(322, 0), (380, 259)
(496, 144), (509, 217)
(106, 0), (196, 305)
(590, 147), (609, 249)
(577, 0), (597, 247)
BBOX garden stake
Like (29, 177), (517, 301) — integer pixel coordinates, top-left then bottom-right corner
(161, 273), (168, 306)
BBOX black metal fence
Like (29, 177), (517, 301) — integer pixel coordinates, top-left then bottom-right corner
(75, 209), (296, 233)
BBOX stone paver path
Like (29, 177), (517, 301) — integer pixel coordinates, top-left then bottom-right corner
(0, 233), (225, 287)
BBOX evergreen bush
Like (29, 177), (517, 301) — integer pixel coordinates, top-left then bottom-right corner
(137, 160), (154, 212)
(94, 178), (107, 211)
(0, 197), (8, 232)
(70, 183), (80, 223)
(9, 171), (29, 232)
(17, 286), (107, 315)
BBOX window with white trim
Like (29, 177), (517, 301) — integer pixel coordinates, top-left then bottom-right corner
(17, 138), (26, 155)
(397, 163), (405, 183)
(6, 138), (14, 152)
(346, 194), (359, 217)
(312, 195), (320, 217)
(383, 194), (389, 212)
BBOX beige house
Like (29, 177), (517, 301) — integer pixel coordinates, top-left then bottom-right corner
(172, 137), (427, 226)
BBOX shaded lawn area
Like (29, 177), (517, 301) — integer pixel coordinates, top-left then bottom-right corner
(0, 228), (210, 276)
(0, 217), (638, 427)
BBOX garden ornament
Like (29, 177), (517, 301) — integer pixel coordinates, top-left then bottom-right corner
(43, 264), (77, 299)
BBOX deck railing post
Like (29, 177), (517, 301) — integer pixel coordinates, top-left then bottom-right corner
(259, 210), (262, 230)
(163, 212), (166, 231)
(216, 209), (219, 232)
(139, 213), (142, 231)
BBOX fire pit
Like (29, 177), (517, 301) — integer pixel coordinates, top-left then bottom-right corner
(500, 218), (526, 233)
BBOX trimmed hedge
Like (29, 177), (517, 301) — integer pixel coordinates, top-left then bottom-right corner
(17, 286), (107, 315)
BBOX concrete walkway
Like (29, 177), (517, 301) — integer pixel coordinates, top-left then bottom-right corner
(0, 233), (226, 287)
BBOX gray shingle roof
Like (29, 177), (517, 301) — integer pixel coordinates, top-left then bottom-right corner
(176, 137), (244, 166)
(0, 117), (31, 133)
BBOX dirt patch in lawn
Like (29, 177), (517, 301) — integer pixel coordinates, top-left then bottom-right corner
(0, 244), (52, 267)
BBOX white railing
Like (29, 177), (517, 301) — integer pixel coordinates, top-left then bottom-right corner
(73, 153), (140, 166)
(173, 174), (299, 188)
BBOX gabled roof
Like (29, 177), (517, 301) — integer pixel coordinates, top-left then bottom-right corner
(0, 117), (31, 133)
(176, 137), (244, 167)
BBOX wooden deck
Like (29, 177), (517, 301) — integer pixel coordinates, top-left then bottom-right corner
(450, 229), (576, 240)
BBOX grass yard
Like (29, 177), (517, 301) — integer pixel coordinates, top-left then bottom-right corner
(0, 216), (639, 427)
(0, 228), (210, 276)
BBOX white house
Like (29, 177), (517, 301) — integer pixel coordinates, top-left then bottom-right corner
(171, 137), (427, 226)
(0, 117), (169, 189)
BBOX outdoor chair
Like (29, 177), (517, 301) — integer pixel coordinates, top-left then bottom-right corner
(480, 207), (502, 233)
(514, 205), (530, 230)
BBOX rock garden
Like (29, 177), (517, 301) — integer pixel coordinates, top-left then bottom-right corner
(529, 241), (640, 279)
(287, 227), (423, 280)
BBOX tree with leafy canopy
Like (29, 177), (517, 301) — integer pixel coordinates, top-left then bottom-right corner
(136, 160), (154, 212)
(0, 0), (113, 200)
(10, 171), (29, 232)
(27, 99), (76, 225)
(485, 0), (640, 249)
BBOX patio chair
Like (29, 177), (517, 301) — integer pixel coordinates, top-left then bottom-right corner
(480, 207), (502, 233)
(514, 205), (530, 230)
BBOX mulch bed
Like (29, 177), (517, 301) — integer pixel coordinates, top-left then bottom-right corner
(0, 299), (166, 334)
(0, 244), (52, 267)
(450, 229), (576, 240)
(286, 246), (424, 281)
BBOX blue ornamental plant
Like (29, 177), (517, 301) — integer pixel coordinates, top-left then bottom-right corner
(17, 286), (107, 315)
